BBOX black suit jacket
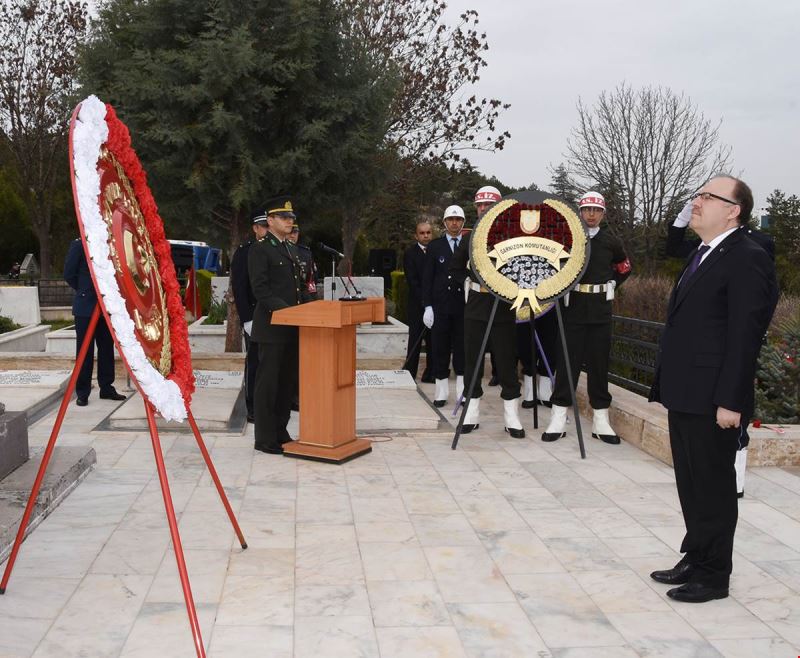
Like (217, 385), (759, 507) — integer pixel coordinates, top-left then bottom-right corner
(650, 229), (778, 417)
(64, 239), (96, 318)
(247, 235), (307, 343)
(666, 224), (775, 261)
(230, 240), (256, 324)
(404, 242), (427, 313)
(422, 235), (464, 314)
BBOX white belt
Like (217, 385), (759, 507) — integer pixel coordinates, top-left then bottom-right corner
(576, 283), (608, 293)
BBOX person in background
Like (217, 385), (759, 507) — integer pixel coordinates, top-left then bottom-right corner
(403, 220), (434, 382)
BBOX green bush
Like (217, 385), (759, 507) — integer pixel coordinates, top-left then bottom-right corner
(754, 311), (800, 424)
(0, 314), (21, 334)
(391, 270), (407, 323)
(202, 299), (227, 325)
(196, 269), (214, 315)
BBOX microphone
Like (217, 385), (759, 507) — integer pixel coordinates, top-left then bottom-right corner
(320, 242), (344, 259)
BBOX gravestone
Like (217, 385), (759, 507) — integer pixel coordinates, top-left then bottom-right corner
(323, 276), (384, 301)
(0, 401), (29, 481)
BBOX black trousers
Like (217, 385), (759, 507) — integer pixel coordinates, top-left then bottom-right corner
(431, 307), (464, 380)
(551, 320), (612, 409)
(243, 332), (259, 416)
(516, 312), (558, 377)
(464, 317), (519, 400)
(74, 313), (115, 400)
(254, 339), (298, 450)
(668, 410), (740, 588)
(405, 304), (432, 380)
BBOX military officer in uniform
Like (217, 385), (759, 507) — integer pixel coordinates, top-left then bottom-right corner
(542, 191), (631, 444)
(230, 211), (269, 422)
(248, 196), (309, 454)
(287, 222), (319, 299)
(423, 207), (466, 406)
(449, 186), (525, 438)
(403, 220), (434, 382)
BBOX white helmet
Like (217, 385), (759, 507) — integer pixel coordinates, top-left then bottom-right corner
(578, 191), (605, 210)
(474, 185), (502, 204)
(443, 205), (465, 220)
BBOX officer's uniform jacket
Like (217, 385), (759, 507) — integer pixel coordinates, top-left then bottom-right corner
(422, 235), (464, 315)
(230, 240), (257, 324)
(563, 226), (630, 324)
(295, 243), (318, 294)
(247, 234), (307, 343)
(64, 239), (97, 318)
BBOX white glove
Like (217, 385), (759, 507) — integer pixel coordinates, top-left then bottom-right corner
(606, 280), (617, 301)
(423, 306), (434, 329)
(243, 320), (252, 335)
(673, 200), (693, 228)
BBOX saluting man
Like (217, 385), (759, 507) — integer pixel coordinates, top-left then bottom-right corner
(248, 196), (309, 454)
(422, 206), (466, 407)
(542, 191), (631, 444)
(230, 210), (269, 423)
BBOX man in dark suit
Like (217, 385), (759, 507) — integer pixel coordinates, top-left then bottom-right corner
(63, 239), (126, 406)
(403, 220), (433, 382)
(248, 196), (309, 454)
(230, 211), (269, 422)
(423, 206), (466, 407)
(649, 175), (778, 603)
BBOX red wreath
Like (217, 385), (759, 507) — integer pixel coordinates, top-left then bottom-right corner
(103, 104), (195, 405)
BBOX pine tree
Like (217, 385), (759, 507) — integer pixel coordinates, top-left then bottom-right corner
(754, 314), (800, 424)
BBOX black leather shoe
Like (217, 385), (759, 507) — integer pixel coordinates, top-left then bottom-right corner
(76, 397), (88, 407)
(650, 560), (694, 585)
(541, 431), (565, 442)
(99, 389), (126, 401)
(246, 414), (255, 424)
(280, 437), (293, 445)
(433, 400), (446, 408)
(488, 375), (499, 387)
(667, 582), (728, 603)
(461, 424), (479, 433)
(592, 432), (621, 445)
(505, 427), (525, 439)
(421, 373), (435, 384)
(521, 400), (535, 409)
(254, 444), (283, 455)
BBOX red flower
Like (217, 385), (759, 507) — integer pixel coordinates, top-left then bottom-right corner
(103, 104), (195, 406)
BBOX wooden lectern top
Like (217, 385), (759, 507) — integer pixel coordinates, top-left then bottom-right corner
(271, 298), (385, 328)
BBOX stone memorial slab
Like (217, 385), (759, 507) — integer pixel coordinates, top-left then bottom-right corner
(0, 287), (41, 326)
(211, 276), (229, 305)
(356, 370), (416, 389)
(193, 370), (244, 389)
(323, 276), (384, 301)
(0, 370), (71, 424)
(0, 370), (72, 387)
(0, 410), (29, 480)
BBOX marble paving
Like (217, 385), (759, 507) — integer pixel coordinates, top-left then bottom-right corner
(0, 377), (799, 657)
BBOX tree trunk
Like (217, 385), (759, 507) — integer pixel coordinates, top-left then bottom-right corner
(30, 203), (53, 278)
(224, 207), (247, 352)
(340, 211), (359, 276)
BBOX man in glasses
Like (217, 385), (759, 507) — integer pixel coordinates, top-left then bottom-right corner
(248, 195), (309, 455)
(649, 175), (778, 603)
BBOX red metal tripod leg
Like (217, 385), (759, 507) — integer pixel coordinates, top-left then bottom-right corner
(0, 304), (101, 594)
(144, 402), (206, 658)
(186, 408), (247, 549)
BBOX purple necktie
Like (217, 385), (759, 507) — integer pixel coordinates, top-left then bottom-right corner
(681, 244), (710, 286)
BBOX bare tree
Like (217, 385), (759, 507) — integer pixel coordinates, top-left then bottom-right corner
(336, 0), (510, 264)
(0, 0), (87, 276)
(566, 83), (731, 270)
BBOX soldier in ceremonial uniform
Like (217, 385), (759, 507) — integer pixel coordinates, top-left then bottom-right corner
(230, 210), (269, 422)
(423, 207), (466, 406)
(248, 196), (309, 454)
(450, 186), (525, 437)
(287, 223), (319, 299)
(403, 220), (434, 382)
(542, 191), (631, 444)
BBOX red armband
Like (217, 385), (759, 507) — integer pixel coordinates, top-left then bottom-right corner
(614, 258), (631, 275)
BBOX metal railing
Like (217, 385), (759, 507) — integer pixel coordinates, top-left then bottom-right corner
(609, 315), (664, 396)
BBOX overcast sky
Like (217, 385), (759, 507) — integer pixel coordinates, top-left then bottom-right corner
(444, 0), (799, 208)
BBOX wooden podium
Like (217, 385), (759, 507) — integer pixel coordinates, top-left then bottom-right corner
(272, 297), (385, 463)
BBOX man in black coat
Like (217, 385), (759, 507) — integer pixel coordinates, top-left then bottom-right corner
(648, 176), (778, 603)
(63, 239), (126, 407)
(449, 186), (524, 437)
(403, 220), (433, 382)
(287, 223), (319, 299)
(230, 212), (269, 422)
(542, 191), (631, 445)
(423, 207), (466, 407)
(248, 196), (309, 454)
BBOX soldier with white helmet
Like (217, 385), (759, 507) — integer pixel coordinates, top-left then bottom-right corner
(449, 185), (525, 438)
(542, 191), (631, 445)
(422, 205), (467, 407)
